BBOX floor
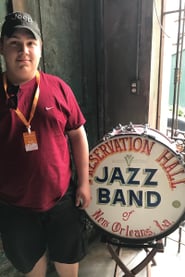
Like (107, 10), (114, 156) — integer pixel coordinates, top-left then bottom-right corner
(48, 226), (185, 277)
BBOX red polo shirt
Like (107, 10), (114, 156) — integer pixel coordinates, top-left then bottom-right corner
(0, 71), (86, 211)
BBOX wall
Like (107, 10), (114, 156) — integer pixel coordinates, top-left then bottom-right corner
(101, 0), (153, 132)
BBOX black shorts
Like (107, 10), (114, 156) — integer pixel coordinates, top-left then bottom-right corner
(0, 187), (87, 274)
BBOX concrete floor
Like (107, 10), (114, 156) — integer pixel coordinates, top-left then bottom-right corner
(48, 227), (185, 277)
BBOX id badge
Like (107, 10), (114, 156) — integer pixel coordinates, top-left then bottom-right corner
(23, 131), (38, 152)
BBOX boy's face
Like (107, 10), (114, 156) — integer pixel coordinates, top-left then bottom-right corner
(0, 28), (42, 84)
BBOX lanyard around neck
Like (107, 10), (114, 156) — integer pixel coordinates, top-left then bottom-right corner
(3, 71), (40, 133)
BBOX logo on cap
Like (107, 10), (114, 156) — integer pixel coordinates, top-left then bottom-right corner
(13, 12), (33, 23)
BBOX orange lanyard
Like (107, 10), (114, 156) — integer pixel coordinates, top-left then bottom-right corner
(3, 71), (40, 133)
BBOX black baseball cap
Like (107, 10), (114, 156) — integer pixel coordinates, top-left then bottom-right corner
(1, 11), (41, 39)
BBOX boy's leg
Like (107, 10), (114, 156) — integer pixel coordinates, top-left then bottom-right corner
(25, 254), (47, 277)
(54, 262), (79, 277)
(46, 192), (87, 276)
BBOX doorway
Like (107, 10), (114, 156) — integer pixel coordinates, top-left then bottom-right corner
(159, 0), (185, 148)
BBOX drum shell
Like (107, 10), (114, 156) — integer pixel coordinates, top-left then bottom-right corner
(86, 126), (185, 243)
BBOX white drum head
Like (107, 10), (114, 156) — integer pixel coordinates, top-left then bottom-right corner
(86, 125), (185, 243)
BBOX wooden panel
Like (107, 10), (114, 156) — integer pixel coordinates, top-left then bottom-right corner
(39, 0), (98, 146)
(40, 0), (81, 83)
(102, 0), (153, 130)
(79, 0), (100, 144)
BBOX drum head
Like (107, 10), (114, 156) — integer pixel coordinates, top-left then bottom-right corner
(85, 125), (185, 243)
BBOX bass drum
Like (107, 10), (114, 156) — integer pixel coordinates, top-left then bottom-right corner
(85, 124), (185, 243)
